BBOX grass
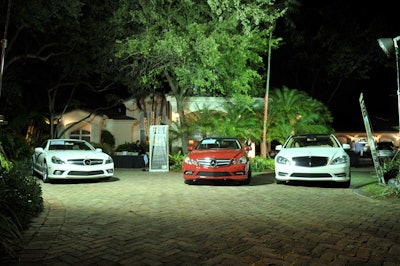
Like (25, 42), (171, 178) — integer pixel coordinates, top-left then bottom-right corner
(358, 183), (400, 201)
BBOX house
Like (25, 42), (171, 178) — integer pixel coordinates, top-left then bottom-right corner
(56, 95), (172, 148)
(56, 96), (400, 152)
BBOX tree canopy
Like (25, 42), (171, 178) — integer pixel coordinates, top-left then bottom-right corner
(113, 0), (286, 151)
(267, 86), (333, 144)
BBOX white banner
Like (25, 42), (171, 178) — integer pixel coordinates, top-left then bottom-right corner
(149, 125), (169, 172)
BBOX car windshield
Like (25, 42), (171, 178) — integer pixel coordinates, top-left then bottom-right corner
(49, 140), (93, 151)
(196, 138), (240, 149)
(377, 142), (394, 150)
(285, 135), (339, 148)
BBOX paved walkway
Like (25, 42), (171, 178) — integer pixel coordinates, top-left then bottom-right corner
(3, 168), (400, 265)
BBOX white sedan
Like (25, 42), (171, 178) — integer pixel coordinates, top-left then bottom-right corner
(274, 134), (351, 187)
(32, 139), (114, 183)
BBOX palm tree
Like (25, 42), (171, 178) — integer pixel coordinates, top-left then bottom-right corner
(216, 96), (263, 143)
(267, 86), (333, 144)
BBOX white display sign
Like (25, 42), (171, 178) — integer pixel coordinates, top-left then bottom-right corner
(149, 125), (169, 172)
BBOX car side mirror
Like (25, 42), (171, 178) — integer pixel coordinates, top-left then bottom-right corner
(275, 145), (282, 151)
(188, 146), (194, 151)
(35, 147), (44, 153)
(342, 144), (351, 150)
(95, 148), (103, 152)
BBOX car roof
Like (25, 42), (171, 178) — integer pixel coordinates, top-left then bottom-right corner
(291, 134), (332, 137)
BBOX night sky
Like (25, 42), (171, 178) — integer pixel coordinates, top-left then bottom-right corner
(270, 1), (399, 132)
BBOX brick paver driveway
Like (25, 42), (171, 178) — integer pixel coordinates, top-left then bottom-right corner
(6, 168), (400, 265)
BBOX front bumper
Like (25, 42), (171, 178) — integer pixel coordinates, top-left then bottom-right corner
(183, 164), (249, 181)
(47, 163), (114, 179)
(275, 164), (350, 183)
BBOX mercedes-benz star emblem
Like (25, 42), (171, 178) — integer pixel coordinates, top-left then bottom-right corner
(83, 159), (91, 165)
(210, 159), (216, 167)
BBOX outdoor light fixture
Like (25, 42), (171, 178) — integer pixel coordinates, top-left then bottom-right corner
(377, 36), (400, 133)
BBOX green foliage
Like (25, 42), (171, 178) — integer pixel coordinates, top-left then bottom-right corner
(0, 181), (23, 259)
(0, 151), (11, 172)
(1, 164), (44, 229)
(215, 95), (263, 142)
(250, 156), (275, 172)
(0, 160), (44, 258)
(169, 151), (185, 171)
(114, 0), (286, 151)
(267, 86), (334, 144)
(359, 183), (400, 200)
(114, 1), (285, 98)
(381, 157), (400, 183)
(0, 129), (33, 161)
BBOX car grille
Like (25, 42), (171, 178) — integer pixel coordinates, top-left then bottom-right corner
(293, 156), (328, 167)
(197, 158), (231, 167)
(196, 172), (231, 177)
(68, 159), (104, 166)
(291, 173), (332, 178)
(68, 170), (105, 176)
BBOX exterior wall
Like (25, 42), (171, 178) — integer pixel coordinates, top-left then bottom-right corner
(57, 110), (107, 143)
(104, 119), (139, 147)
(123, 95), (171, 144)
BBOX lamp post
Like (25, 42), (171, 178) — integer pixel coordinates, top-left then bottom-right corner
(377, 36), (400, 133)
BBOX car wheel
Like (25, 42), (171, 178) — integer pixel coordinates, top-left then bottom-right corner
(240, 170), (252, 185)
(42, 162), (50, 183)
(275, 178), (285, 185)
(337, 180), (350, 188)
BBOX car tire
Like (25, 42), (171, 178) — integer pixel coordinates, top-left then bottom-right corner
(42, 162), (50, 183)
(240, 170), (252, 185)
(275, 178), (285, 185)
(184, 180), (194, 185)
(337, 180), (350, 188)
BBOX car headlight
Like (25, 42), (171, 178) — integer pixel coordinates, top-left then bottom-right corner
(184, 157), (198, 165)
(51, 156), (65, 164)
(232, 156), (248, 165)
(105, 156), (113, 164)
(275, 156), (290, 165)
(331, 155), (348, 165)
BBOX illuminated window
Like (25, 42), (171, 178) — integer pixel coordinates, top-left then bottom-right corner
(70, 129), (91, 142)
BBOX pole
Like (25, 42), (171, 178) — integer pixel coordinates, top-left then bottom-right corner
(0, 0), (12, 99)
(262, 30), (273, 158)
(394, 37), (400, 134)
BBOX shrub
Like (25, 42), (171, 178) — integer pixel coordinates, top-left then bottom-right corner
(101, 130), (115, 148)
(1, 162), (44, 229)
(169, 151), (185, 171)
(381, 157), (400, 183)
(0, 179), (23, 259)
(250, 156), (275, 172)
(0, 160), (44, 259)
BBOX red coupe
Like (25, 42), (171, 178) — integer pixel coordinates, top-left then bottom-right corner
(182, 137), (251, 185)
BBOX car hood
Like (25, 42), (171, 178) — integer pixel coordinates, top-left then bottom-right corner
(277, 147), (346, 158)
(45, 150), (110, 159)
(188, 149), (245, 159)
